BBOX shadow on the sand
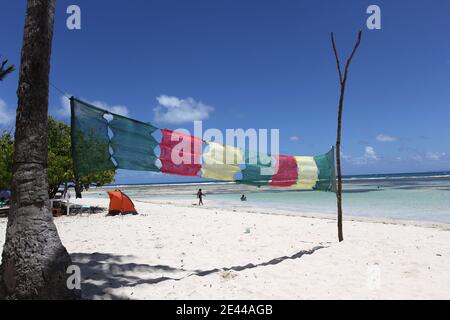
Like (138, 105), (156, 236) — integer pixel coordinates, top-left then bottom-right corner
(71, 245), (326, 300)
(71, 252), (189, 299)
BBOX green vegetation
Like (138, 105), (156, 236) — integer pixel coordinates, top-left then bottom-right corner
(0, 117), (115, 197)
(0, 132), (13, 189)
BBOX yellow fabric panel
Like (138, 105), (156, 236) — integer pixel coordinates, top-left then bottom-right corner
(202, 142), (243, 181)
(203, 142), (243, 165)
(294, 156), (319, 189)
(201, 164), (241, 181)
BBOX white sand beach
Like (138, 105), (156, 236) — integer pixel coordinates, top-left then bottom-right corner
(1, 197), (450, 300)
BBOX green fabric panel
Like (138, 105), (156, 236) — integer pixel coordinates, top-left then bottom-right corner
(313, 147), (337, 192)
(109, 114), (160, 172)
(239, 152), (274, 187)
(70, 98), (116, 177)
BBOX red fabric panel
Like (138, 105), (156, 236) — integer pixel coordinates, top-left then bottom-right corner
(269, 155), (298, 187)
(159, 129), (203, 176)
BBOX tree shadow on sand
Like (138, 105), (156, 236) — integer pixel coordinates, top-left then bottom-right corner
(71, 245), (327, 300)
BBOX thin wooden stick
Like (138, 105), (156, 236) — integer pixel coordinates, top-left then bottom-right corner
(331, 33), (343, 84)
(331, 30), (362, 242)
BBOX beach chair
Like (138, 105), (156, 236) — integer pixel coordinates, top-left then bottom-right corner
(50, 198), (73, 216)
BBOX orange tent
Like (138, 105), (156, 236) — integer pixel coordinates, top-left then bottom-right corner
(107, 190), (138, 216)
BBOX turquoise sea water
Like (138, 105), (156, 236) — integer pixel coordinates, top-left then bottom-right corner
(86, 172), (450, 224)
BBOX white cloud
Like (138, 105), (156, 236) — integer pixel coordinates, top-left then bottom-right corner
(364, 146), (378, 160)
(57, 95), (129, 118)
(57, 95), (72, 118)
(340, 151), (352, 163)
(153, 95), (214, 124)
(0, 99), (14, 125)
(289, 135), (300, 142)
(89, 100), (129, 117)
(412, 151), (447, 162)
(425, 152), (446, 161)
(376, 134), (397, 142)
(343, 146), (379, 165)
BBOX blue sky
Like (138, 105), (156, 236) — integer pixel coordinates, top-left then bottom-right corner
(1, 0), (450, 184)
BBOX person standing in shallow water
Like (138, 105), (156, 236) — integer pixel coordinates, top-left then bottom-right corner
(197, 189), (205, 206)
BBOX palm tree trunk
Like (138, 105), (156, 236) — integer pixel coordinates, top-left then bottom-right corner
(0, 0), (79, 299)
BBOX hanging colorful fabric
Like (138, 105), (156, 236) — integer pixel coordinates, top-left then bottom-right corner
(70, 97), (116, 177)
(239, 152), (274, 187)
(159, 129), (203, 176)
(313, 148), (337, 192)
(71, 97), (336, 192)
(269, 155), (298, 187)
(294, 156), (319, 189)
(109, 113), (159, 172)
(293, 148), (336, 191)
(201, 142), (243, 181)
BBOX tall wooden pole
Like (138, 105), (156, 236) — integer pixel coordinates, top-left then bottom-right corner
(331, 31), (362, 242)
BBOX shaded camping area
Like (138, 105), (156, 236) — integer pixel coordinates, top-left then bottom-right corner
(47, 185), (108, 217)
(0, 202), (105, 219)
(51, 189), (138, 217)
(0, 200), (105, 219)
(48, 187), (105, 217)
(50, 201), (105, 217)
(0, 189), (138, 218)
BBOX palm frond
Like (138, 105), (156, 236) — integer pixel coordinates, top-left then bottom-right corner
(0, 59), (15, 81)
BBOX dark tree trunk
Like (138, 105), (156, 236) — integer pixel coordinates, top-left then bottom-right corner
(331, 31), (362, 242)
(74, 181), (83, 199)
(62, 182), (68, 198)
(0, 0), (80, 299)
(48, 184), (60, 199)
